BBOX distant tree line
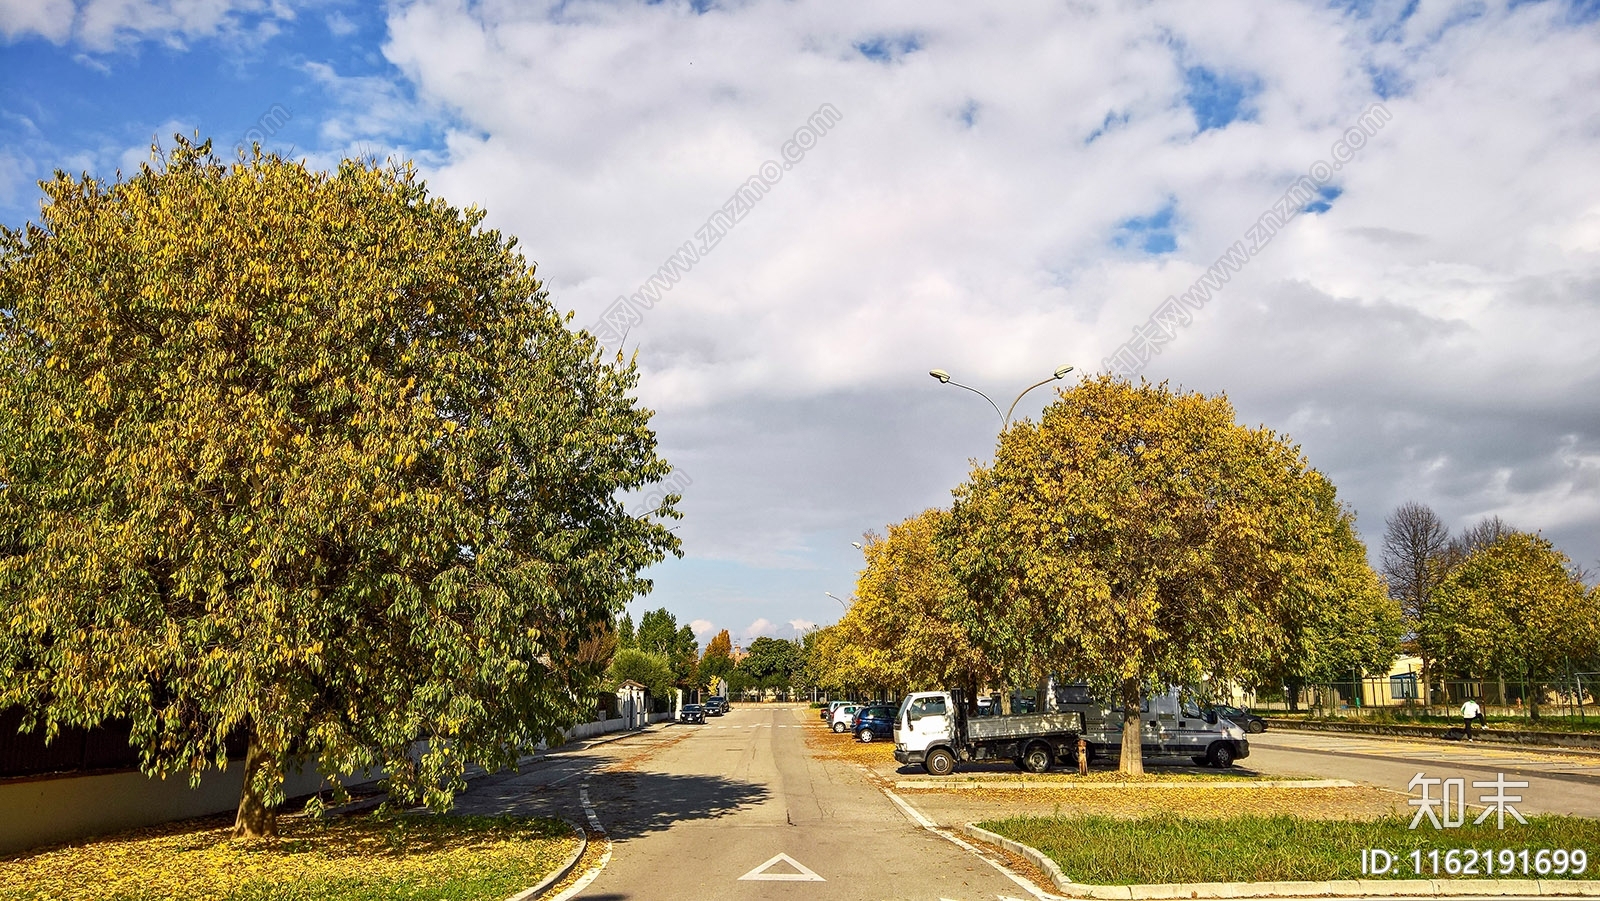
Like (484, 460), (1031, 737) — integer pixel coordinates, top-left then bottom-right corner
(1380, 503), (1599, 716)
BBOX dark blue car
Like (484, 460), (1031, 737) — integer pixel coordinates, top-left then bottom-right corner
(852, 705), (898, 742)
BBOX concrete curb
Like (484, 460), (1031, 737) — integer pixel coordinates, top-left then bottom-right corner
(505, 818), (588, 901)
(898, 778), (1357, 791)
(961, 822), (1076, 893)
(959, 823), (1600, 898)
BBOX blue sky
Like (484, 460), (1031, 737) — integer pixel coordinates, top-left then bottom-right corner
(4, 0), (1600, 647)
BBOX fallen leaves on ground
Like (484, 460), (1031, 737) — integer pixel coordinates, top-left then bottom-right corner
(0, 812), (578, 901)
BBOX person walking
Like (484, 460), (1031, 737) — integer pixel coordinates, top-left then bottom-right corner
(1461, 698), (1482, 741)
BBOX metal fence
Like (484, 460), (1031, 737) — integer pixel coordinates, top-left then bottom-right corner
(0, 709), (143, 780)
(1245, 673), (1596, 720)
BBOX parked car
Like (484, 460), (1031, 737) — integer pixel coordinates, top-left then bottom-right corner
(830, 703), (865, 733)
(821, 700), (852, 722)
(852, 705), (898, 742)
(678, 704), (706, 724)
(704, 697), (728, 716)
(1207, 703), (1266, 734)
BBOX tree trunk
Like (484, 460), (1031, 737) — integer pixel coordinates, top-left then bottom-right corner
(1528, 670), (1541, 721)
(1118, 677), (1144, 776)
(233, 734), (280, 839)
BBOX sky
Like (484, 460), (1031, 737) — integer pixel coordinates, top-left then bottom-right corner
(3, 0), (1599, 650)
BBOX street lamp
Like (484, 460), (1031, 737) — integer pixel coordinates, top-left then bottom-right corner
(929, 365), (1074, 427)
(824, 591), (850, 610)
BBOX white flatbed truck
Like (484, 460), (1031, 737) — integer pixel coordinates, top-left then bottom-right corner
(891, 690), (1085, 776)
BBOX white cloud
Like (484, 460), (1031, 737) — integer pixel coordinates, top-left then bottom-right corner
(740, 618), (777, 644)
(368, 1), (1600, 593)
(33, 0), (1593, 628)
(0, 0), (74, 43)
(0, 0), (298, 51)
(689, 618), (716, 639)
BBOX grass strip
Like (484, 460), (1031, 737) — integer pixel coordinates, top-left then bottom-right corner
(0, 812), (578, 901)
(979, 813), (1600, 885)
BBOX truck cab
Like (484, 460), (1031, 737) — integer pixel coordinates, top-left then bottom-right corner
(893, 690), (1084, 776)
(892, 692), (955, 770)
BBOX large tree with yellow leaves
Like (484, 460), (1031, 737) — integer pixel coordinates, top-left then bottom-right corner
(0, 138), (680, 836)
(942, 377), (1379, 774)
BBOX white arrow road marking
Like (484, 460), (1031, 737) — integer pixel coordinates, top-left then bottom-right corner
(738, 852), (825, 882)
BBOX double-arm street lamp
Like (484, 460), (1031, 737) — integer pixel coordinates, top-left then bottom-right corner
(928, 365), (1075, 427)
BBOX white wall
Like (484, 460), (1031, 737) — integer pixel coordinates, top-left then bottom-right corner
(0, 764), (334, 855)
(0, 714), (671, 855)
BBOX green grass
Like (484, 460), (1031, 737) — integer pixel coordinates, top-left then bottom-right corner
(0, 812), (579, 901)
(980, 814), (1600, 885)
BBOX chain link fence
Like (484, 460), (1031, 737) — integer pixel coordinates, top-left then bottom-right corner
(1244, 672), (1596, 721)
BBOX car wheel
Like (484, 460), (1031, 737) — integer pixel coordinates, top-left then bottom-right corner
(924, 748), (956, 777)
(832, 721), (847, 733)
(857, 727), (875, 743)
(1248, 720), (1266, 734)
(1208, 742), (1235, 768)
(1021, 743), (1053, 774)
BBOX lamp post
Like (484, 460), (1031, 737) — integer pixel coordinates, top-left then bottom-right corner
(927, 364), (1073, 717)
(928, 365), (1074, 427)
(824, 591), (850, 611)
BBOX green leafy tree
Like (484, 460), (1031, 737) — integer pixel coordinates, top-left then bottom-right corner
(943, 376), (1363, 774)
(725, 668), (755, 699)
(738, 637), (802, 694)
(616, 613), (637, 650)
(812, 510), (995, 700)
(671, 624), (699, 688)
(0, 139), (680, 836)
(1260, 481), (1403, 707)
(636, 608), (678, 656)
(605, 648), (675, 699)
(632, 607), (697, 687)
(1422, 532), (1598, 719)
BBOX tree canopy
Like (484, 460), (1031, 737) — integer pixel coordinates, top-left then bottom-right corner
(700, 629), (735, 690)
(942, 376), (1379, 773)
(1422, 531), (1598, 716)
(0, 139), (680, 836)
(737, 636), (802, 692)
(633, 607), (699, 687)
(606, 648), (675, 699)
(809, 509), (994, 698)
(1261, 480), (1403, 692)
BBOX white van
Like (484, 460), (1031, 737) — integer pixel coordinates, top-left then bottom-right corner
(1076, 687), (1249, 768)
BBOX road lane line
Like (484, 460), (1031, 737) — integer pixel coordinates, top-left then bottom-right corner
(880, 786), (1065, 901)
(579, 785), (606, 835)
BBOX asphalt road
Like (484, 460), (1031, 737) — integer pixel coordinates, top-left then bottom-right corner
(455, 704), (1034, 901)
(450, 710), (1600, 901)
(1244, 729), (1600, 818)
